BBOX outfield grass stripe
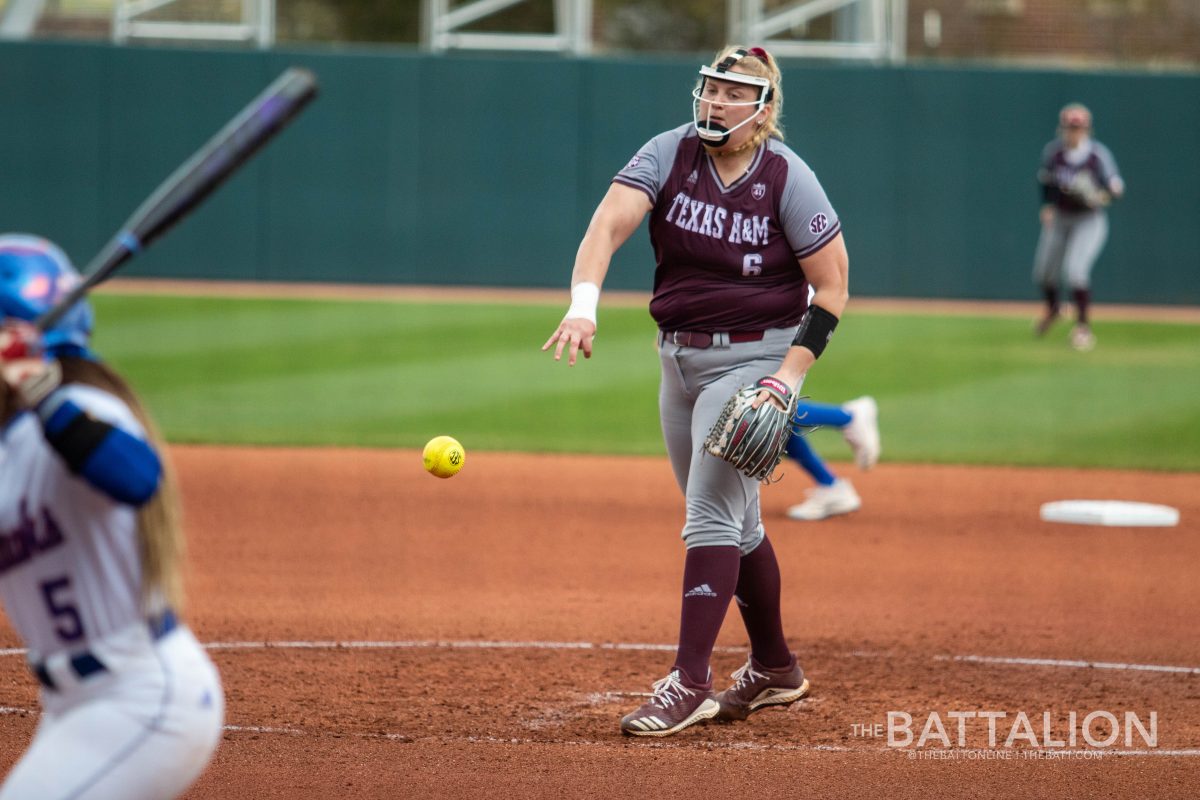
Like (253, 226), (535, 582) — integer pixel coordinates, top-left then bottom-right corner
(89, 294), (1200, 468)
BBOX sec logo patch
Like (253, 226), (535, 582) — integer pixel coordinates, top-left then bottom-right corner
(809, 213), (829, 234)
(626, 155), (641, 170)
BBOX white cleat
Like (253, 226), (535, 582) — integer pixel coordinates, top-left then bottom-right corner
(785, 479), (862, 521)
(1070, 324), (1096, 352)
(841, 396), (881, 471)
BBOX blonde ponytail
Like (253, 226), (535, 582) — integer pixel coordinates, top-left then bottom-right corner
(58, 357), (185, 613)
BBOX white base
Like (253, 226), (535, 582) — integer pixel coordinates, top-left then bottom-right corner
(1039, 500), (1180, 528)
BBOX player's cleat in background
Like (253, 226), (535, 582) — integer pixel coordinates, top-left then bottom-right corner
(841, 396), (880, 470)
(786, 479), (862, 521)
(1033, 311), (1060, 338)
(715, 655), (810, 722)
(1070, 323), (1096, 352)
(620, 669), (719, 737)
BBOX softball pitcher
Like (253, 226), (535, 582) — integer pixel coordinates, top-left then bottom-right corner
(1032, 103), (1124, 351)
(0, 235), (223, 799)
(545, 46), (848, 736)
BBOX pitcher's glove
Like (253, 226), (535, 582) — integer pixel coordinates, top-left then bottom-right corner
(704, 376), (798, 482)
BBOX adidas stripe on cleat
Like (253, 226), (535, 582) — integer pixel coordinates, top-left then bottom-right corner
(620, 669), (719, 737)
(715, 655), (810, 722)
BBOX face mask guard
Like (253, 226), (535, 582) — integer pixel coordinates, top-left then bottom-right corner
(691, 51), (773, 147)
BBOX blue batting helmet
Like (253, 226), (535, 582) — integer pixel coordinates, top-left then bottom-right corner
(0, 234), (93, 352)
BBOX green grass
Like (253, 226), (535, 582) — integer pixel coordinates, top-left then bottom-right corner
(90, 294), (1200, 470)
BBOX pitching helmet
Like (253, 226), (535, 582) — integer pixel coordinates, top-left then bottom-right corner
(692, 48), (775, 147)
(0, 234), (93, 352)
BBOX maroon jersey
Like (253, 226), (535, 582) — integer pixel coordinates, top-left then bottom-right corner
(1038, 137), (1122, 214)
(614, 123), (841, 332)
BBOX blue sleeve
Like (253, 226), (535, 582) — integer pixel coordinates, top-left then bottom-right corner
(40, 399), (162, 506)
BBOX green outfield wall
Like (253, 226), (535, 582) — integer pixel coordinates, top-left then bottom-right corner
(1, 41), (1197, 303)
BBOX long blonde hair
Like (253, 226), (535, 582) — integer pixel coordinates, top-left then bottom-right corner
(59, 357), (185, 613)
(705, 45), (785, 155)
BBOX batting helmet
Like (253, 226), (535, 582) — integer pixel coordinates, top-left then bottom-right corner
(0, 234), (93, 352)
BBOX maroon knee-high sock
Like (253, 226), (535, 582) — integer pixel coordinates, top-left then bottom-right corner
(1043, 286), (1060, 316)
(733, 536), (792, 670)
(672, 545), (740, 686)
(1072, 288), (1090, 325)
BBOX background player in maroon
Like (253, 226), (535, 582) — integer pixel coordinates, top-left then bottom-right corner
(1032, 103), (1124, 351)
(544, 45), (849, 736)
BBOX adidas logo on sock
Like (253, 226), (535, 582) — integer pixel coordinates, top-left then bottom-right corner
(684, 583), (718, 598)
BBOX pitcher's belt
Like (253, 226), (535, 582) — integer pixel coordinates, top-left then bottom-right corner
(659, 330), (766, 349)
(32, 609), (178, 691)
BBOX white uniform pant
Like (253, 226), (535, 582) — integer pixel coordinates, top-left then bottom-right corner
(658, 326), (799, 552)
(0, 626), (224, 800)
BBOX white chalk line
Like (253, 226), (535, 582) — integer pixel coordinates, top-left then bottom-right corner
(938, 654), (1200, 675)
(199, 639), (1200, 677)
(3, 638), (1198, 676)
(3, 639), (1197, 757)
(197, 642), (1200, 754)
(224, 724), (305, 736)
(2, 702), (1197, 757)
(5, 704), (1198, 757)
(201, 639), (722, 653)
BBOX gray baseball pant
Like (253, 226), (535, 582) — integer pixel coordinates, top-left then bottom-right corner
(1033, 209), (1109, 291)
(658, 326), (801, 554)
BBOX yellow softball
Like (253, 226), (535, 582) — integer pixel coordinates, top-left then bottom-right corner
(422, 435), (465, 479)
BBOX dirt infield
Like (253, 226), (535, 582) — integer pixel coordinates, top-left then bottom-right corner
(2, 446), (1196, 797)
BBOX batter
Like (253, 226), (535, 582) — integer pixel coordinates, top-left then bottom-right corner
(545, 46), (849, 736)
(0, 234), (223, 799)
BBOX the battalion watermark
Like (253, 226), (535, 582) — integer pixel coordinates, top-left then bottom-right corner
(850, 710), (1158, 758)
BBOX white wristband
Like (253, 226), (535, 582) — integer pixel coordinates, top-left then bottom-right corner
(565, 281), (600, 325)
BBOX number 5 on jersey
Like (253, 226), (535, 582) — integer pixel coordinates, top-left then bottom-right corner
(40, 575), (85, 642)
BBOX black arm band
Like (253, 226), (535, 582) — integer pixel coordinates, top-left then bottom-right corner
(44, 412), (115, 474)
(792, 304), (839, 359)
